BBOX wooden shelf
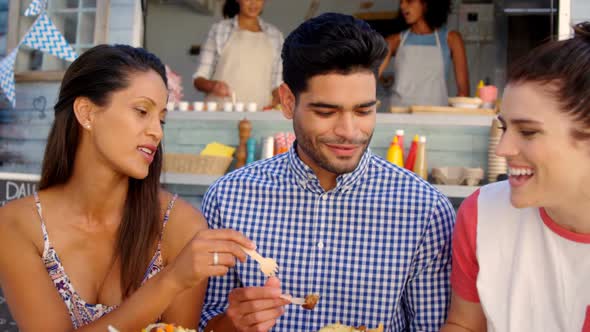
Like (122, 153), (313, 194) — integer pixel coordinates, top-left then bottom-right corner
(166, 110), (496, 127)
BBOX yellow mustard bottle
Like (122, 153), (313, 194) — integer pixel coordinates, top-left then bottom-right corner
(386, 136), (404, 167)
(413, 136), (428, 180)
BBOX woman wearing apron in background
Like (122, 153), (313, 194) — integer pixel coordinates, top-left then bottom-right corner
(379, 0), (470, 107)
(193, 0), (284, 109)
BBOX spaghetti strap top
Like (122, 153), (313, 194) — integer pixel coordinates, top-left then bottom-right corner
(33, 192), (178, 329)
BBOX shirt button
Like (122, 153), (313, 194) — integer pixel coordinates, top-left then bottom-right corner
(317, 241), (325, 249)
(321, 195), (328, 200)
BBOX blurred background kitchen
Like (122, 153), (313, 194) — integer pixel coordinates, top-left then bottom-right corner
(144, 0), (580, 110)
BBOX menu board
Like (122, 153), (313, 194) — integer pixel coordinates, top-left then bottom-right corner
(0, 178), (35, 330)
(0, 178), (37, 207)
(0, 288), (17, 331)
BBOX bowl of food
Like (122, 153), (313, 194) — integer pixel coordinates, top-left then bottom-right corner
(108, 324), (196, 332)
(448, 97), (483, 109)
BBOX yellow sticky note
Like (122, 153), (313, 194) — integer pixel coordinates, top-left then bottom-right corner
(200, 142), (236, 157)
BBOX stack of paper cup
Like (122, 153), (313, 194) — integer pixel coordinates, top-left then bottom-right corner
(488, 118), (507, 182)
(286, 132), (296, 148)
(261, 136), (274, 159)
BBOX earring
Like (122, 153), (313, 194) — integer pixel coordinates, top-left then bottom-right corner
(85, 123), (91, 129)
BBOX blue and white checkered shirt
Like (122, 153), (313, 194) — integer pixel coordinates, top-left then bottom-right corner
(200, 145), (455, 332)
(193, 16), (284, 90)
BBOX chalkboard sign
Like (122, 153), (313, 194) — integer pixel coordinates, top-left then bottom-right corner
(0, 289), (18, 331)
(0, 179), (37, 207)
(0, 177), (36, 331)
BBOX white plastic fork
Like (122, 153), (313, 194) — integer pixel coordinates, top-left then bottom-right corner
(241, 246), (279, 277)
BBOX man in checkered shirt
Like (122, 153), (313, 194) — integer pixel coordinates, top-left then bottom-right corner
(200, 13), (455, 332)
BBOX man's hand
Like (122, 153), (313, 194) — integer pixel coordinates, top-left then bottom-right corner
(225, 277), (289, 332)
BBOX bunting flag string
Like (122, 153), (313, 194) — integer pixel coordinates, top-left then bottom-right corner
(0, 48), (19, 107)
(0, 3), (77, 108)
(24, 0), (48, 17)
(22, 13), (78, 62)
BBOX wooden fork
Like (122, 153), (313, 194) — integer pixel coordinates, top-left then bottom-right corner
(279, 294), (305, 305)
(241, 246), (279, 277)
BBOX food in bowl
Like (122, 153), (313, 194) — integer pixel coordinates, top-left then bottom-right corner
(448, 97), (483, 109)
(318, 323), (384, 332)
(141, 324), (196, 332)
(108, 324), (196, 332)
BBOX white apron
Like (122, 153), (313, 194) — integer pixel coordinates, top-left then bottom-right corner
(210, 29), (274, 107)
(391, 30), (448, 107)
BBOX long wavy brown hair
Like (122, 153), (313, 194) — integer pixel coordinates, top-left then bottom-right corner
(39, 44), (168, 297)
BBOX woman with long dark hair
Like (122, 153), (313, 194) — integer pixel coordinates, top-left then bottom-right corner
(379, 0), (469, 107)
(0, 44), (253, 331)
(442, 22), (590, 331)
(193, 0), (283, 110)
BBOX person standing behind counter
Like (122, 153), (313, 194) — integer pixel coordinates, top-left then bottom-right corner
(193, 0), (284, 109)
(379, 0), (469, 107)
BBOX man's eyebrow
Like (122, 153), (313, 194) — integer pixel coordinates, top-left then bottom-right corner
(306, 100), (378, 109)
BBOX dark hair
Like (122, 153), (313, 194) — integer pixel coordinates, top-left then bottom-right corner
(396, 0), (452, 30)
(40, 44), (168, 297)
(282, 13), (388, 98)
(507, 22), (590, 140)
(223, 0), (240, 18)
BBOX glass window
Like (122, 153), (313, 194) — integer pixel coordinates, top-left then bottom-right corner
(14, 0), (103, 72)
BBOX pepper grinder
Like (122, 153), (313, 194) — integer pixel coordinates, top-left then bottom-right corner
(236, 118), (252, 168)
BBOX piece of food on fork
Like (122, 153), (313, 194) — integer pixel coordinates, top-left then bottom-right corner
(280, 293), (320, 310)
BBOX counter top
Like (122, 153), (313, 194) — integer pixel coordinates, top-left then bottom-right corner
(0, 172), (479, 198)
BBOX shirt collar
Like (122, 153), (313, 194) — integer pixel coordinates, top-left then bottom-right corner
(287, 141), (372, 193)
(230, 16), (269, 33)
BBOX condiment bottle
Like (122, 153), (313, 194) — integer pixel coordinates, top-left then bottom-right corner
(413, 136), (428, 180)
(246, 137), (256, 164)
(386, 136), (404, 167)
(405, 134), (419, 171)
(395, 129), (405, 161)
(236, 118), (252, 168)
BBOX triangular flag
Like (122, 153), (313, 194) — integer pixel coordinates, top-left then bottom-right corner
(24, 0), (48, 16)
(0, 48), (18, 108)
(22, 13), (77, 62)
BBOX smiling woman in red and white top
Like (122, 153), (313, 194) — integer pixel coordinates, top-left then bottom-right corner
(440, 22), (590, 332)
